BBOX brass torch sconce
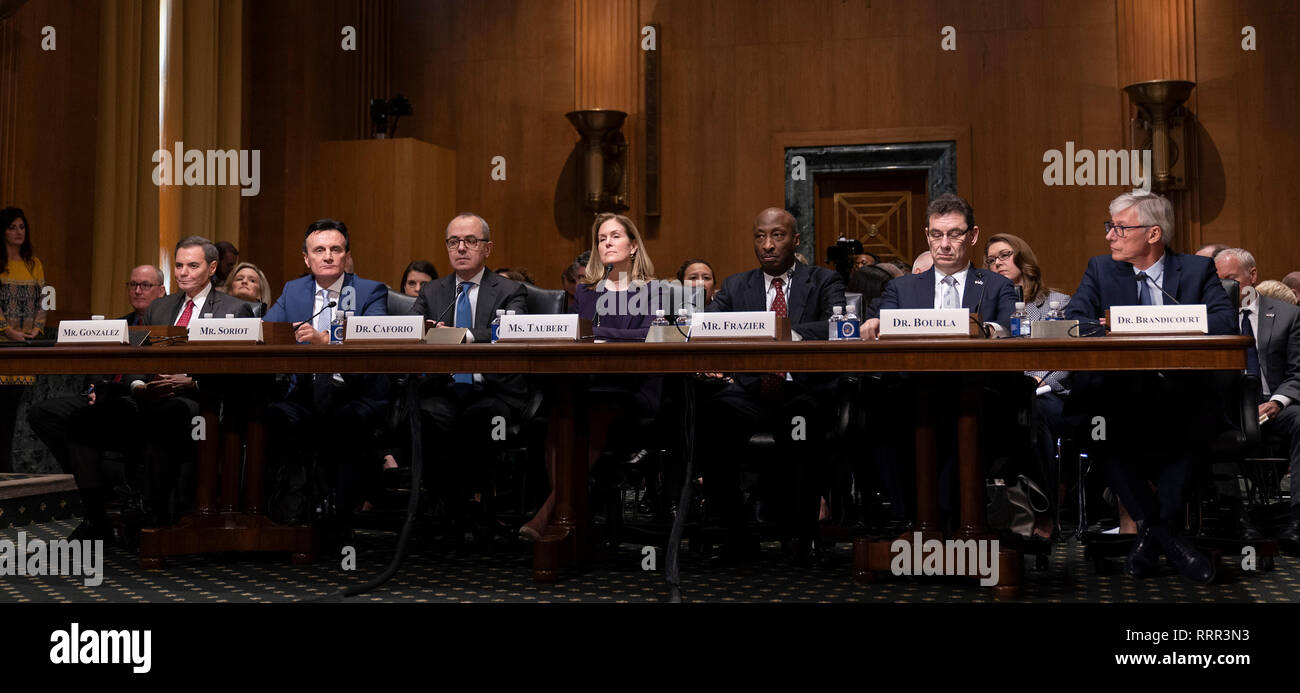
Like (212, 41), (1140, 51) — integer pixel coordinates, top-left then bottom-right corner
(1124, 79), (1196, 192)
(566, 109), (629, 212)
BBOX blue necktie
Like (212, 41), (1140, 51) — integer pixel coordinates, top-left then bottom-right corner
(1136, 272), (1153, 305)
(452, 281), (474, 385)
(1242, 309), (1265, 404)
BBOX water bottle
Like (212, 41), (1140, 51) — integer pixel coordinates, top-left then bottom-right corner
(329, 310), (346, 343)
(828, 305), (845, 340)
(651, 309), (670, 327)
(1047, 300), (1064, 320)
(842, 304), (861, 340)
(675, 307), (691, 329)
(490, 309), (505, 343)
(1010, 301), (1029, 337)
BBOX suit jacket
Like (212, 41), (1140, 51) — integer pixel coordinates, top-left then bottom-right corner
(1253, 294), (1300, 403)
(263, 273), (388, 324)
(873, 264), (1018, 330)
(262, 273), (390, 409)
(143, 289), (255, 325)
(1064, 251), (1235, 336)
(410, 271), (530, 412)
(707, 262), (846, 341)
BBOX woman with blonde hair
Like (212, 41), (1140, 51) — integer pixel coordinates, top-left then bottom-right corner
(520, 213), (665, 540)
(1257, 279), (1298, 306)
(223, 261), (273, 315)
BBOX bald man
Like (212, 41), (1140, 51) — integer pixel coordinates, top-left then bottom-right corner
(911, 251), (934, 275)
(698, 207), (846, 564)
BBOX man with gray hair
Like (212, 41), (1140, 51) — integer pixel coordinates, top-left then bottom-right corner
(1215, 248), (1300, 554)
(1065, 190), (1234, 585)
(120, 265), (166, 326)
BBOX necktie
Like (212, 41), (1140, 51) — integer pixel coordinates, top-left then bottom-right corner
(452, 281), (475, 385)
(941, 275), (959, 309)
(176, 299), (195, 327)
(762, 277), (787, 394)
(315, 289), (332, 332)
(770, 277), (787, 317)
(1136, 272), (1153, 305)
(1242, 309), (1265, 404)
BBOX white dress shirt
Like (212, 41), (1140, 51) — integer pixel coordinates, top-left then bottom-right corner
(933, 266), (970, 310)
(178, 283), (214, 324)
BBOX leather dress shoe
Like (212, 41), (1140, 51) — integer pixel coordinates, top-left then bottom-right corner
(1277, 517), (1300, 556)
(1154, 527), (1216, 585)
(1236, 513), (1266, 543)
(1125, 523), (1161, 578)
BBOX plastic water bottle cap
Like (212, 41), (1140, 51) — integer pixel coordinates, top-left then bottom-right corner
(1015, 302), (1026, 310)
(833, 306), (843, 314)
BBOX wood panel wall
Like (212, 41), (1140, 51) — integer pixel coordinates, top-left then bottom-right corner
(0, 0), (98, 316)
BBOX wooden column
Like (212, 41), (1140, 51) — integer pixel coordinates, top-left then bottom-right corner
(574, 0), (640, 223)
(1115, 0), (1200, 251)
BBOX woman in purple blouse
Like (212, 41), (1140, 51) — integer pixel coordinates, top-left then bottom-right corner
(520, 214), (664, 540)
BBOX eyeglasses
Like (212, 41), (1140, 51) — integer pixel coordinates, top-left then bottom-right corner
(924, 227), (970, 241)
(125, 282), (160, 291)
(1103, 221), (1153, 238)
(446, 236), (486, 249)
(984, 249), (1015, 266)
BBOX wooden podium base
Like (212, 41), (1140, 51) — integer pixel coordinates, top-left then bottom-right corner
(138, 512), (314, 569)
(852, 535), (1024, 600)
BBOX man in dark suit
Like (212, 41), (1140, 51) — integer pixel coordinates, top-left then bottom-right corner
(1065, 191), (1234, 584)
(862, 193), (1017, 338)
(1216, 248), (1300, 554)
(121, 265), (166, 325)
(699, 207), (846, 563)
(411, 213), (528, 531)
(262, 219), (390, 520)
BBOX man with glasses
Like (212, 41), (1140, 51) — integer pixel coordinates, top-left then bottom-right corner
(862, 193), (1017, 339)
(122, 265), (166, 325)
(409, 213), (528, 538)
(1065, 190), (1234, 584)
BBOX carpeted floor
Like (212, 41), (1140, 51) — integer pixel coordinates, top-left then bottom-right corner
(1, 518), (1296, 603)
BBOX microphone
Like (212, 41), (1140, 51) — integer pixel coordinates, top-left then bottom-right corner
(294, 300), (337, 330)
(1135, 272), (1180, 305)
(434, 282), (467, 325)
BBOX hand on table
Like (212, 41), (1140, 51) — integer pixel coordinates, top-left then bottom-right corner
(295, 323), (330, 345)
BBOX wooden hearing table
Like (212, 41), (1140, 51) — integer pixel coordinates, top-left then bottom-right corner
(0, 334), (1247, 593)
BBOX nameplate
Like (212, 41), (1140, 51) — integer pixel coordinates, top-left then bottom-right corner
(345, 315), (424, 342)
(878, 309), (971, 337)
(57, 320), (129, 345)
(497, 314), (580, 341)
(187, 317), (264, 343)
(689, 312), (780, 340)
(1109, 305), (1208, 334)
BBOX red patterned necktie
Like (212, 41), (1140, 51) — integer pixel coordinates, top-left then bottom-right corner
(762, 277), (788, 394)
(176, 299), (195, 327)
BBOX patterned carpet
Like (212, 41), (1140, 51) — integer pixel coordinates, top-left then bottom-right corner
(1, 518), (1296, 603)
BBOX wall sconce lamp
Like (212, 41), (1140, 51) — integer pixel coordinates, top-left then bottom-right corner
(566, 109), (629, 212)
(1124, 79), (1196, 192)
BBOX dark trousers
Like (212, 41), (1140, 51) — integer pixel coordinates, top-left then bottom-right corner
(266, 380), (386, 515)
(1263, 404), (1300, 510)
(419, 384), (518, 516)
(699, 380), (829, 543)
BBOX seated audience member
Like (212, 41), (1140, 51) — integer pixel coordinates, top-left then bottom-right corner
(213, 241), (239, 291)
(410, 213), (528, 535)
(852, 253), (878, 272)
(986, 232), (1072, 536)
(262, 219), (389, 521)
(677, 257), (717, 307)
(122, 265), (167, 325)
(560, 261), (585, 313)
(911, 250), (934, 275)
(1065, 191), (1233, 584)
(521, 213), (664, 541)
(877, 262), (905, 279)
(496, 266), (536, 285)
(697, 207), (845, 563)
(847, 264), (893, 313)
(1215, 248), (1300, 553)
(1194, 242), (1229, 259)
(1280, 272), (1300, 304)
(224, 261), (272, 315)
(398, 260), (438, 298)
(1256, 279), (1298, 306)
(863, 193), (1017, 339)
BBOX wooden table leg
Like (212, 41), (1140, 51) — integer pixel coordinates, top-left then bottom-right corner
(194, 406), (220, 516)
(244, 420), (266, 515)
(220, 427), (242, 513)
(956, 374), (990, 540)
(914, 389), (940, 537)
(534, 378), (588, 582)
